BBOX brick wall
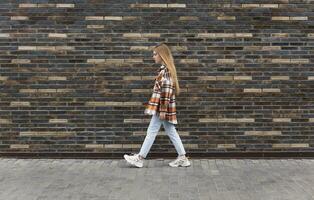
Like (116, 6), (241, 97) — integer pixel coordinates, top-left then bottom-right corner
(0, 1), (314, 157)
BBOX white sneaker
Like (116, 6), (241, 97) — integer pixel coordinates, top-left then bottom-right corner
(169, 156), (191, 167)
(124, 154), (144, 168)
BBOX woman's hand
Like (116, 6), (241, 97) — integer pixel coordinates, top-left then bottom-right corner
(159, 112), (166, 120)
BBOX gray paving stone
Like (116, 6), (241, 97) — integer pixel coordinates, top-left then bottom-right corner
(0, 158), (314, 200)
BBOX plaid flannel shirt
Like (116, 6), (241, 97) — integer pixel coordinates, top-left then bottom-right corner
(144, 65), (178, 124)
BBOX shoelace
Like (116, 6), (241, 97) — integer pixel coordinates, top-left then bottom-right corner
(131, 153), (141, 162)
(173, 158), (185, 164)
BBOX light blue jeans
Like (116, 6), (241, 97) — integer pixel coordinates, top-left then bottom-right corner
(139, 114), (186, 158)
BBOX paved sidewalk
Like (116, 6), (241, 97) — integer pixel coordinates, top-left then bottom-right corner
(0, 158), (314, 200)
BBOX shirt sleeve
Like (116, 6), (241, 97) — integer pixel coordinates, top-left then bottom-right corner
(159, 77), (174, 112)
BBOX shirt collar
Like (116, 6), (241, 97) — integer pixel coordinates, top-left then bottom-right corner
(159, 65), (166, 71)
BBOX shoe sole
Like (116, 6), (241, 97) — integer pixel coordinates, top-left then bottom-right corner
(124, 155), (143, 168)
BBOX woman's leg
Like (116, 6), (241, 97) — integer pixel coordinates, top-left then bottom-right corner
(138, 114), (162, 158)
(162, 121), (186, 156)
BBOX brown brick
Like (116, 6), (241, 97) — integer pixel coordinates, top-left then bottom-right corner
(168, 4), (186, 8)
(11, 16), (29, 20)
(260, 4), (278, 8)
(48, 76), (67, 81)
(149, 4), (167, 8)
(290, 144), (309, 148)
(179, 16), (199, 21)
(217, 144), (236, 148)
(104, 144), (123, 149)
(217, 76), (233, 81)
(272, 33), (289, 37)
(105, 59), (124, 64)
(0, 33), (10, 38)
(104, 16), (123, 20)
(122, 16), (138, 20)
(87, 25), (104, 29)
(124, 59), (143, 63)
(262, 46), (281, 51)
(122, 144), (141, 149)
(87, 59), (106, 64)
(48, 33), (68, 38)
(245, 131), (282, 136)
(0, 76), (8, 81)
(244, 46), (262, 51)
(235, 33), (253, 37)
(49, 119), (68, 123)
(10, 102), (30, 107)
(217, 16), (236, 20)
(19, 89), (37, 93)
(142, 33), (160, 38)
(272, 144), (290, 148)
(131, 89), (151, 93)
(290, 16), (308, 21)
(272, 16), (290, 21)
(38, 46), (56, 51)
(85, 102), (106, 106)
(55, 46), (74, 51)
(124, 119), (143, 123)
(217, 118), (255, 123)
(130, 46), (149, 51)
(123, 76), (141, 80)
(185, 144), (198, 149)
(308, 33), (314, 38)
(38, 89), (57, 93)
(179, 59), (199, 64)
(241, 4), (260, 8)
(37, 4), (55, 8)
(130, 4), (149, 8)
(197, 33), (216, 38)
(243, 88), (262, 93)
(123, 33), (142, 38)
(171, 46), (188, 51)
(18, 46), (36, 50)
(85, 144), (104, 149)
(56, 4), (75, 8)
(218, 33), (235, 38)
(290, 59), (309, 64)
(123, 102), (142, 106)
(217, 59), (236, 64)
(234, 76), (252, 81)
(10, 144), (29, 149)
(0, 119), (11, 124)
(198, 76), (217, 81)
(271, 59), (291, 63)
(273, 118), (291, 122)
(262, 88), (281, 93)
(237, 118), (255, 122)
(19, 4), (37, 8)
(271, 76), (289, 80)
(199, 118), (217, 123)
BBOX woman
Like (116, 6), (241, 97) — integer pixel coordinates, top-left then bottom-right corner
(124, 43), (191, 168)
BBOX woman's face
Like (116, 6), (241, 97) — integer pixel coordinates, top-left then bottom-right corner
(152, 51), (162, 64)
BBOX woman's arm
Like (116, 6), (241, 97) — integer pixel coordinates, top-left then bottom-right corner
(159, 78), (174, 113)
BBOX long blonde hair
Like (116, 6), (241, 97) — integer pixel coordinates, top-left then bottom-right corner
(154, 43), (180, 95)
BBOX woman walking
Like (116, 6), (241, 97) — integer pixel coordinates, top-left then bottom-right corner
(124, 43), (191, 168)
